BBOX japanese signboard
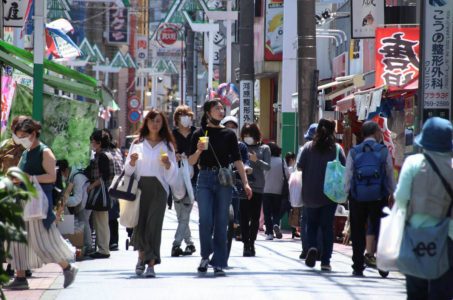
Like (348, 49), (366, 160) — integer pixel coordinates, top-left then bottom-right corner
(350, 39), (363, 75)
(136, 35), (148, 61)
(203, 21), (226, 65)
(421, 0), (453, 120)
(375, 27), (420, 90)
(351, 0), (384, 39)
(3, 0), (30, 27)
(107, 4), (129, 44)
(265, 0), (283, 61)
(239, 80), (254, 130)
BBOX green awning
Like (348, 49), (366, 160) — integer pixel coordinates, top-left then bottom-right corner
(0, 40), (116, 107)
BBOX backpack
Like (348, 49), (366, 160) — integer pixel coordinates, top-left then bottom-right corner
(351, 141), (388, 202)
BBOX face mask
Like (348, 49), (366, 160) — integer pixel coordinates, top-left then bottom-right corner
(209, 116), (221, 126)
(12, 133), (21, 145)
(19, 137), (33, 149)
(244, 137), (254, 145)
(180, 116), (192, 128)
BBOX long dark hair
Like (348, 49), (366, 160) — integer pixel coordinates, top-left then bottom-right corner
(312, 119), (336, 153)
(136, 109), (176, 151)
(201, 99), (223, 129)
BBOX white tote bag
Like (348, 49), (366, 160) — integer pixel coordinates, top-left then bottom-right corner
(119, 189), (141, 228)
(171, 166), (187, 201)
(289, 171), (303, 207)
(23, 176), (49, 221)
(376, 205), (406, 271)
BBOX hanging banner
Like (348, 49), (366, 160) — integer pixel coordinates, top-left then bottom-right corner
(9, 85), (98, 167)
(421, 0), (453, 121)
(107, 4), (129, 44)
(351, 0), (384, 39)
(264, 0), (284, 61)
(1, 75), (17, 134)
(3, 0), (30, 27)
(375, 27), (420, 90)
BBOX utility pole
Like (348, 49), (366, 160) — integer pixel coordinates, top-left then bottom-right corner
(297, 0), (317, 145)
(238, 0), (254, 130)
(33, 0), (45, 122)
(185, 24), (194, 109)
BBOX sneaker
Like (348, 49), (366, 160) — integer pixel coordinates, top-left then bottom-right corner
(299, 251), (307, 260)
(213, 267), (226, 277)
(63, 266), (78, 288)
(243, 244), (252, 257)
(364, 253), (377, 267)
(197, 258), (210, 273)
(135, 259), (145, 276)
(144, 266), (156, 278)
(89, 252), (110, 259)
(171, 245), (184, 257)
(352, 269), (364, 277)
(265, 234), (274, 240)
(321, 264), (332, 272)
(3, 278), (29, 290)
(183, 245), (196, 255)
(109, 243), (119, 251)
(305, 248), (318, 268)
(273, 225), (283, 239)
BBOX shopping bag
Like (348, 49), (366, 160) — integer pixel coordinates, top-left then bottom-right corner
(289, 171), (303, 207)
(119, 189), (141, 228)
(376, 205), (405, 271)
(181, 158), (194, 203)
(324, 144), (347, 203)
(109, 171), (138, 201)
(86, 179), (111, 211)
(23, 176), (49, 221)
(171, 167), (186, 200)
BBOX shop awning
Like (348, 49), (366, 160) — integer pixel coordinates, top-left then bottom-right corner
(0, 40), (116, 107)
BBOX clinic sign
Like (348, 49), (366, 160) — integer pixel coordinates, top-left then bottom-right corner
(420, 0), (453, 121)
(239, 80), (254, 130)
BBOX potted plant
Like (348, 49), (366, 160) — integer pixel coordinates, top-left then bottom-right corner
(0, 167), (36, 300)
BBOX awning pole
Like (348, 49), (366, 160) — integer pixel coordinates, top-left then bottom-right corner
(33, 0), (45, 122)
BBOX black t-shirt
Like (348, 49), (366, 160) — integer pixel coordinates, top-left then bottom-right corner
(173, 127), (196, 155)
(190, 127), (241, 168)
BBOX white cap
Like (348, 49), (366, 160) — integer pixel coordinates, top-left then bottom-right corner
(221, 116), (239, 126)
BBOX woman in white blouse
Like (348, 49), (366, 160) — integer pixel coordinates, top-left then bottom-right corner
(125, 109), (178, 278)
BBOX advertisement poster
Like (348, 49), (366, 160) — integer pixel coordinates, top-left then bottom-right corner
(375, 27), (420, 90)
(108, 3), (129, 44)
(265, 0), (284, 61)
(351, 0), (385, 39)
(421, 0), (453, 120)
(9, 85), (98, 167)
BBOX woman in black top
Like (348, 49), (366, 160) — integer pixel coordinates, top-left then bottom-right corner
(189, 99), (252, 276)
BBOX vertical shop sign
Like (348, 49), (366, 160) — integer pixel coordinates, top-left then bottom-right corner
(136, 35), (148, 61)
(239, 80), (254, 130)
(421, 0), (453, 120)
(107, 4), (129, 44)
(351, 0), (384, 39)
(375, 27), (420, 90)
(264, 0), (283, 61)
(3, 0), (30, 27)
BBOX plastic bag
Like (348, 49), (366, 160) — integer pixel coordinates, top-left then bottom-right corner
(119, 189), (141, 228)
(324, 144), (347, 204)
(376, 205), (406, 271)
(289, 171), (303, 207)
(23, 176), (49, 221)
(181, 158), (194, 203)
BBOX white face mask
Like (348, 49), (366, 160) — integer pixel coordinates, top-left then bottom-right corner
(12, 133), (21, 145)
(19, 136), (33, 149)
(180, 116), (192, 128)
(244, 137), (255, 145)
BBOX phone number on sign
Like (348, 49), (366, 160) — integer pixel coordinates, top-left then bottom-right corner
(424, 100), (450, 108)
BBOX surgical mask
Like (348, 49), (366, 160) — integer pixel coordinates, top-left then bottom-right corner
(18, 137), (33, 149)
(12, 133), (21, 145)
(180, 116), (192, 128)
(244, 137), (254, 145)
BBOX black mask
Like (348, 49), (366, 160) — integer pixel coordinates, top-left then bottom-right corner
(208, 116), (221, 126)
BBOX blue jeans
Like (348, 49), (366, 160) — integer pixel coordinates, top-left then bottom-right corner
(405, 239), (453, 300)
(305, 202), (337, 265)
(196, 170), (233, 268)
(301, 207), (324, 255)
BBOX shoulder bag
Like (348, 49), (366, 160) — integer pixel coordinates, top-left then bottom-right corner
(396, 154), (453, 280)
(209, 141), (235, 187)
(109, 170), (139, 201)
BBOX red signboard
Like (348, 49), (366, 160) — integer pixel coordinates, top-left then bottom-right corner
(375, 26), (420, 90)
(160, 27), (178, 46)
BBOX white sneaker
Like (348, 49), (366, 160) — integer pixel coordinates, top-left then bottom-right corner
(135, 259), (145, 276)
(144, 265), (156, 278)
(265, 234), (274, 240)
